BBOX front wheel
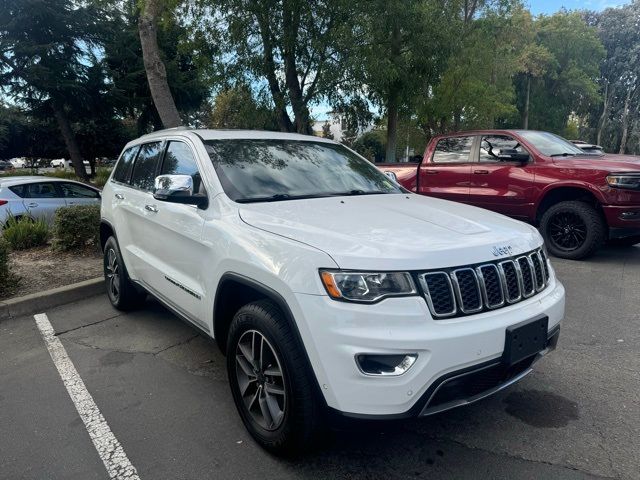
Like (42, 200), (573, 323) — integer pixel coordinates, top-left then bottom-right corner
(103, 236), (146, 310)
(540, 201), (605, 260)
(226, 300), (323, 455)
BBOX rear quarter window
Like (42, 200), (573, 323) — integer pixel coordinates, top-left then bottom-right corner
(112, 146), (140, 184)
(8, 185), (25, 197)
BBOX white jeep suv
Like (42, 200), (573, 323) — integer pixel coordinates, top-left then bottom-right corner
(100, 128), (564, 454)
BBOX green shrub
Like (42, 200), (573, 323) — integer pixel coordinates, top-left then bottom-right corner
(52, 204), (101, 250)
(44, 169), (80, 181)
(93, 167), (112, 188)
(2, 216), (49, 250)
(0, 236), (10, 283)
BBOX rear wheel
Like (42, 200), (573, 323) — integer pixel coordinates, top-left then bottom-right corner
(103, 236), (146, 310)
(226, 299), (323, 455)
(540, 201), (605, 260)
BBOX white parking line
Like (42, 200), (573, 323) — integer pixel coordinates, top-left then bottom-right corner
(34, 313), (140, 480)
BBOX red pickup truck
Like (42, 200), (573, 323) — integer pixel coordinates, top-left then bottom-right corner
(379, 130), (640, 259)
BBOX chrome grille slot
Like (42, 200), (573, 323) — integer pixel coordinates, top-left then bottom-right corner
(516, 256), (536, 297)
(477, 264), (504, 309)
(420, 272), (456, 318)
(418, 248), (549, 319)
(451, 269), (483, 314)
(499, 260), (521, 303)
(530, 252), (545, 291)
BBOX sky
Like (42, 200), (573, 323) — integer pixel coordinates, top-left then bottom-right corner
(527, 0), (629, 15)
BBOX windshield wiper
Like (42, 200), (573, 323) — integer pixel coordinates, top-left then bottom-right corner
(236, 193), (334, 203)
(336, 189), (392, 196)
(550, 152), (576, 157)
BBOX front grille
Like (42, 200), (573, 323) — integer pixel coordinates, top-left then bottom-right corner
(418, 248), (550, 319)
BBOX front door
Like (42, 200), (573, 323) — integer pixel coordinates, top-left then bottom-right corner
(418, 135), (475, 204)
(139, 140), (208, 326)
(468, 134), (536, 219)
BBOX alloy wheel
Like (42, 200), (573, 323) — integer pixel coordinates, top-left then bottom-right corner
(235, 330), (286, 431)
(105, 248), (120, 301)
(548, 211), (587, 252)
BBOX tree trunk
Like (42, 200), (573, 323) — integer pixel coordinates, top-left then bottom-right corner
(52, 102), (88, 180)
(385, 93), (399, 163)
(138, 0), (182, 129)
(596, 81), (610, 146)
(385, 24), (401, 163)
(255, 10), (294, 132)
(523, 75), (531, 130)
(619, 87), (632, 154)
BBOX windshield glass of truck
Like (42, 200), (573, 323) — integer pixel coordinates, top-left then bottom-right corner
(518, 131), (584, 157)
(204, 139), (403, 202)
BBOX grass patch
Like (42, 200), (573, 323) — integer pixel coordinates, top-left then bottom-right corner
(2, 216), (49, 250)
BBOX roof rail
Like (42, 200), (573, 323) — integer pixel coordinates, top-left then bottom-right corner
(138, 126), (192, 139)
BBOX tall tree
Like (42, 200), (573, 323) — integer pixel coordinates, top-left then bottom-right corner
(355, 0), (454, 161)
(210, 0), (358, 134)
(0, 0), (101, 179)
(138, 0), (182, 128)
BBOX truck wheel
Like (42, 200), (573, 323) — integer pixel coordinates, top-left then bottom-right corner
(540, 201), (605, 260)
(103, 236), (146, 310)
(227, 299), (323, 455)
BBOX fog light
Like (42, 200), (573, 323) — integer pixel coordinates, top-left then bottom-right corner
(355, 354), (418, 376)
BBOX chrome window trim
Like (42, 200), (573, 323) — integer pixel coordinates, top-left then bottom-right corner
(419, 272), (457, 318)
(450, 268), (483, 314)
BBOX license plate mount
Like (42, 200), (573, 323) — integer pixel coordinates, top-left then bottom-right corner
(503, 316), (549, 366)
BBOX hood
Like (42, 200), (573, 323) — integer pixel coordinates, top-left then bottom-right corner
(553, 154), (640, 172)
(238, 194), (542, 270)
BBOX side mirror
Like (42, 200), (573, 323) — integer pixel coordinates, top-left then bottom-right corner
(384, 171), (398, 182)
(499, 149), (530, 163)
(153, 174), (208, 209)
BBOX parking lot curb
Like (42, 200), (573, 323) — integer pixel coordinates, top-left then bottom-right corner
(0, 277), (104, 321)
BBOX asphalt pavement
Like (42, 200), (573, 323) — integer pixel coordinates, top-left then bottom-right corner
(1, 245), (638, 480)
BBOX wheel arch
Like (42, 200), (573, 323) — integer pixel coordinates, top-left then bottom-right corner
(99, 219), (115, 252)
(535, 185), (605, 225)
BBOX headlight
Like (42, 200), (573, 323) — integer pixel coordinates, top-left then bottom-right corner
(319, 270), (417, 303)
(606, 173), (640, 190)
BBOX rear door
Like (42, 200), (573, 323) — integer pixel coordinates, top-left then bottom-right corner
(417, 135), (475, 204)
(59, 182), (101, 207)
(468, 134), (536, 219)
(117, 141), (164, 280)
(22, 182), (67, 223)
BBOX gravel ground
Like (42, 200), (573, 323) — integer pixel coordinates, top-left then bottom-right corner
(2, 246), (102, 299)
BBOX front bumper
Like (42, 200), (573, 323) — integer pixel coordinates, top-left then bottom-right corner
(602, 205), (640, 236)
(294, 279), (565, 417)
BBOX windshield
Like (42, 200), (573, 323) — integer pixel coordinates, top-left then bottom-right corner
(204, 139), (403, 203)
(517, 131), (584, 157)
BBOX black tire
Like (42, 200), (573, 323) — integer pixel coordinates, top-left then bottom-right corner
(540, 201), (605, 260)
(226, 299), (323, 455)
(103, 236), (146, 310)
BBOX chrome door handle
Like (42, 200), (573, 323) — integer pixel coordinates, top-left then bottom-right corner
(115, 193), (124, 200)
(144, 204), (158, 213)
(474, 169), (489, 174)
(27, 202), (38, 208)
(67, 201), (76, 205)
(424, 170), (439, 175)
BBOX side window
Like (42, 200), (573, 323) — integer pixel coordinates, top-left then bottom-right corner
(161, 141), (204, 193)
(8, 185), (25, 198)
(112, 146), (139, 184)
(130, 142), (162, 192)
(61, 182), (100, 198)
(25, 182), (59, 198)
(432, 136), (474, 163)
(479, 136), (526, 162)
